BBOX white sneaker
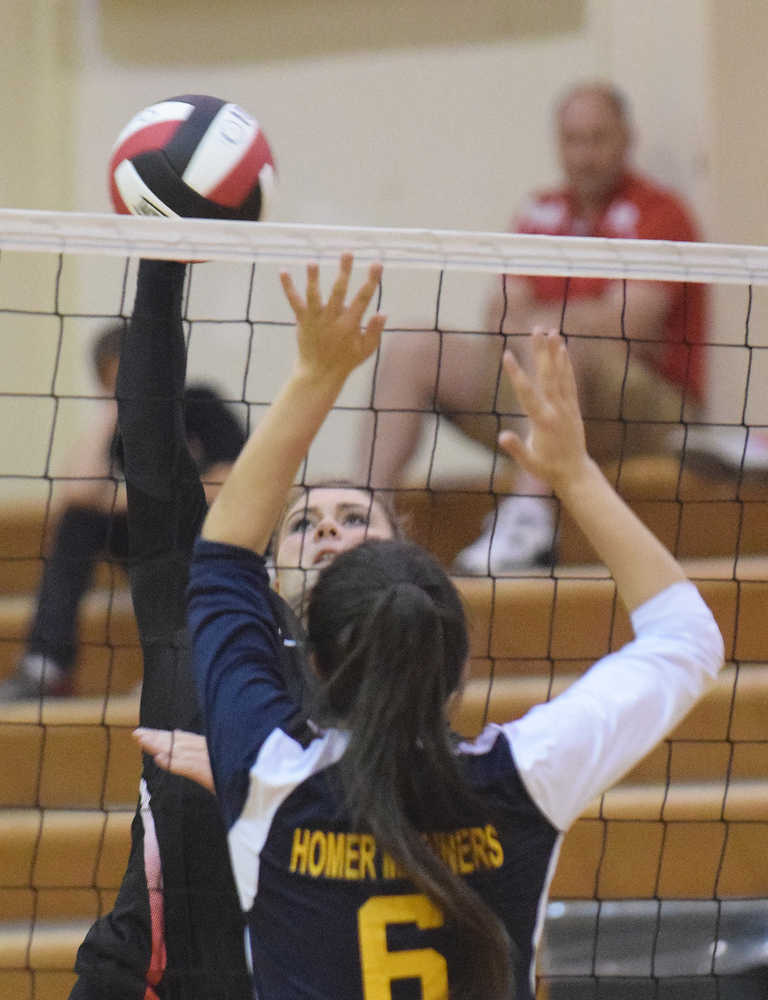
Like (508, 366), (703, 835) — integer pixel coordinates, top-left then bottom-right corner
(682, 426), (768, 476)
(0, 653), (71, 701)
(453, 496), (556, 576)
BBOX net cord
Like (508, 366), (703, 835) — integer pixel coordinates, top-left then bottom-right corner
(2, 208), (768, 284)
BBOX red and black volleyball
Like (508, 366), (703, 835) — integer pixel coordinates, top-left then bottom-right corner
(109, 95), (275, 221)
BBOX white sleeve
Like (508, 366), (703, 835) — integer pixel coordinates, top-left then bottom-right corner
(502, 580), (724, 831)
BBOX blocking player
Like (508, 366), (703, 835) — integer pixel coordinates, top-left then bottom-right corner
(186, 255), (723, 998)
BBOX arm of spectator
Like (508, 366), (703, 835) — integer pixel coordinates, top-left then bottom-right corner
(558, 281), (670, 341)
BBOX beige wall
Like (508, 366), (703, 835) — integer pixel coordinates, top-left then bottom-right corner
(0, 0), (765, 496)
(1, 0), (78, 210)
(706, 1), (768, 426)
(72, 0), (593, 228)
(710, 1), (768, 245)
(590, 0), (713, 230)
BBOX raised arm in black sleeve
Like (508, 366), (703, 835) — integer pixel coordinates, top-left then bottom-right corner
(70, 259), (252, 1000)
(118, 259), (207, 730)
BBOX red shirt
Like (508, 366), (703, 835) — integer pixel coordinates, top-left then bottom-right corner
(512, 172), (707, 400)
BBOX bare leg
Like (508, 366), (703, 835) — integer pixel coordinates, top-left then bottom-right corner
(362, 328), (506, 489)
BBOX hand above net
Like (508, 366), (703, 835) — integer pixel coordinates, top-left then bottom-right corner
(280, 252), (386, 387)
(202, 253), (386, 554)
(497, 327), (592, 496)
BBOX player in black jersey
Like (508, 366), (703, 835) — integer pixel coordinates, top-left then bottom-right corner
(188, 254), (724, 1000)
(69, 258), (400, 1000)
(67, 259), (256, 999)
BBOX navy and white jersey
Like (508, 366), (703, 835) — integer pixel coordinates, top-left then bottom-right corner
(188, 539), (724, 1000)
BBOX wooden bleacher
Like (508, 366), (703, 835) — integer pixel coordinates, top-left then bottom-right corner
(0, 455), (766, 998)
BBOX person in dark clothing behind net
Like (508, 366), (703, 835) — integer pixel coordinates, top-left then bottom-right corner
(68, 258), (400, 999)
(0, 320), (245, 702)
(67, 263), (264, 999)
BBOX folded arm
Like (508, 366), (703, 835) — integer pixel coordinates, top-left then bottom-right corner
(488, 275), (670, 342)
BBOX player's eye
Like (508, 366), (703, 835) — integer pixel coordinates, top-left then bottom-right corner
(288, 515), (313, 533)
(344, 511), (369, 527)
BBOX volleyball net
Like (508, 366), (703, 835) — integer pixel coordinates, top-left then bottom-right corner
(0, 210), (766, 999)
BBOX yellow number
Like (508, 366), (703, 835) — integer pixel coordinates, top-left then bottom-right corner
(358, 893), (448, 999)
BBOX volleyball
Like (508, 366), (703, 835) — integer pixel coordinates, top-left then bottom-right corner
(109, 94), (275, 221)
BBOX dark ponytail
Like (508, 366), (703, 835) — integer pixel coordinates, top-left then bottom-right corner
(308, 540), (513, 1000)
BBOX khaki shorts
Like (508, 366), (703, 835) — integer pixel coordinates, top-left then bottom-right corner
(579, 341), (690, 459)
(495, 336), (692, 461)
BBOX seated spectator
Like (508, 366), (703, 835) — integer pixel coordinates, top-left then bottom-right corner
(363, 82), (707, 573)
(0, 323), (245, 700)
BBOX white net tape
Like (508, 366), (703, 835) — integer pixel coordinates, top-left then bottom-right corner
(3, 208), (768, 283)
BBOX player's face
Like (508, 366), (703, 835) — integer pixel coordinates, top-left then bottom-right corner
(557, 92), (629, 207)
(273, 487), (395, 608)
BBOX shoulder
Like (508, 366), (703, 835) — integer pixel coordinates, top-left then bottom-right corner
(622, 172), (700, 238)
(225, 727), (347, 912)
(457, 725), (559, 828)
(458, 724), (520, 784)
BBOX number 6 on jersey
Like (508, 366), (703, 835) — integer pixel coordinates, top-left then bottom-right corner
(358, 893), (448, 998)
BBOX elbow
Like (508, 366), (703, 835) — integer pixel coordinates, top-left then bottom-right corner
(678, 587), (726, 681)
(705, 617), (726, 678)
(687, 610), (725, 684)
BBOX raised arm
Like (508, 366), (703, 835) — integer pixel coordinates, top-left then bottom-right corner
(498, 329), (723, 831)
(117, 259), (201, 508)
(202, 253), (386, 553)
(116, 258), (206, 729)
(498, 328), (684, 611)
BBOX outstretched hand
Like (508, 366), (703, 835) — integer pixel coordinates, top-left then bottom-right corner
(280, 252), (386, 383)
(498, 328), (590, 494)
